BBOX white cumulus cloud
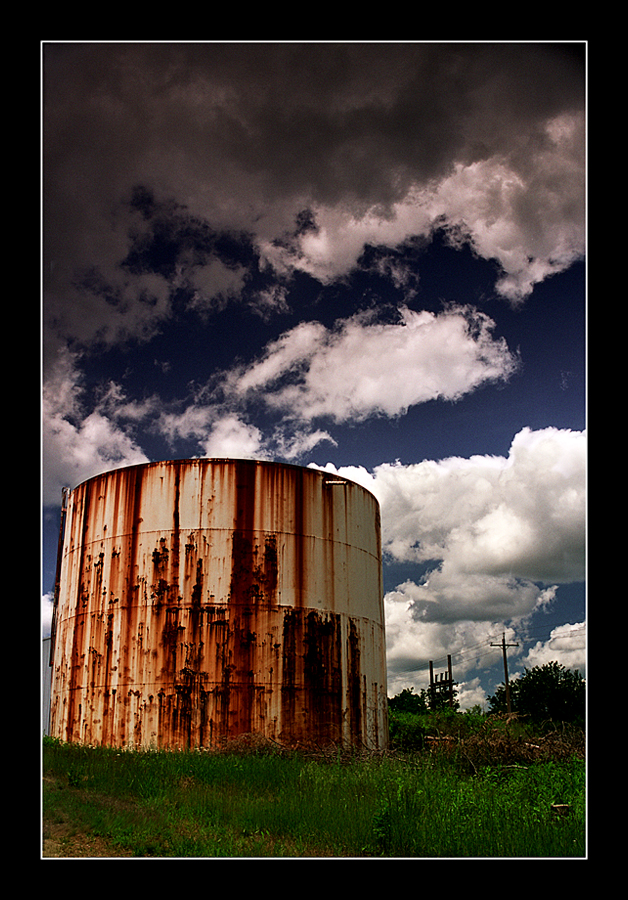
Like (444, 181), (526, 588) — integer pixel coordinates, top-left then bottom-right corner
(371, 426), (585, 584)
(520, 621), (586, 673)
(42, 351), (149, 505)
(314, 426), (585, 682)
(199, 414), (267, 460)
(228, 305), (519, 423)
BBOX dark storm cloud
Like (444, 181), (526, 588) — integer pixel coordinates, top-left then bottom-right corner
(43, 41), (585, 361)
(44, 42), (583, 205)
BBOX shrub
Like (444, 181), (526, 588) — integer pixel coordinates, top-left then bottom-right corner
(488, 662), (586, 727)
(387, 711), (428, 750)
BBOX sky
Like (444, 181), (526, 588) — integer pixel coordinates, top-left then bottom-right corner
(41, 41), (586, 709)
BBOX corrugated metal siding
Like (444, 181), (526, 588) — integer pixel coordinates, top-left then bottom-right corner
(49, 459), (388, 750)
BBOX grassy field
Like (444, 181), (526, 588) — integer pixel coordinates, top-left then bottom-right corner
(42, 715), (586, 859)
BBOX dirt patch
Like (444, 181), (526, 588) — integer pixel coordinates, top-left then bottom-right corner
(42, 776), (134, 858)
(42, 821), (133, 858)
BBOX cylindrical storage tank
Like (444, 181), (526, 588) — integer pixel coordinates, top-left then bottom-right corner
(49, 459), (388, 750)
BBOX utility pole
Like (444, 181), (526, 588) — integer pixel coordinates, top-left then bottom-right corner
(491, 632), (519, 713)
(447, 654), (453, 709)
(429, 655), (455, 708)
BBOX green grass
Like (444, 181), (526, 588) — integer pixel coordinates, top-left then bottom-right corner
(42, 731), (586, 858)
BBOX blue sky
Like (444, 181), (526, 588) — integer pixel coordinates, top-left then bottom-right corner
(42, 41), (586, 707)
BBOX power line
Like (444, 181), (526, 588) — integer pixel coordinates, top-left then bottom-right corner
(391, 622), (586, 679)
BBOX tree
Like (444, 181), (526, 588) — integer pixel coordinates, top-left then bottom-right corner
(388, 687), (429, 714)
(388, 684), (460, 714)
(428, 684), (460, 712)
(488, 661), (585, 725)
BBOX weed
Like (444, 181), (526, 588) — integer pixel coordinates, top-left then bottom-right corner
(42, 729), (585, 859)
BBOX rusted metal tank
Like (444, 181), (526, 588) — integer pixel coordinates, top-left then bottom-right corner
(49, 459), (388, 750)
